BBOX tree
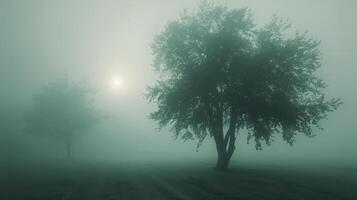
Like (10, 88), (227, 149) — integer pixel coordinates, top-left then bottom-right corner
(147, 3), (341, 170)
(24, 80), (100, 159)
(0, 106), (26, 161)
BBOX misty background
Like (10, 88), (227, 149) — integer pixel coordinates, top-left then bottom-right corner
(0, 0), (356, 167)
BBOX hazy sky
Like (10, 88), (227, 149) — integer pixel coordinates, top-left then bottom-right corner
(1, 0), (356, 165)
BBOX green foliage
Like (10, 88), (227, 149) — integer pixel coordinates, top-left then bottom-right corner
(147, 3), (341, 150)
(24, 80), (100, 139)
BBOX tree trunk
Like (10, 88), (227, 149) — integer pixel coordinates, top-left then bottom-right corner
(214, 139), (236, 171)
(213, 106), (238, 171)
(66, 137), (72, 159)
(215, 150), (229, 170)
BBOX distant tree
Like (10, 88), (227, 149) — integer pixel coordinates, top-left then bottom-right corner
(147, 3), (341, 170)
(24, 80), (100, 159)
(0, 107), (25, 161)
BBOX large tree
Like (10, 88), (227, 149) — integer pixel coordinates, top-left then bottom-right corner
(24, 80), (100, 159)
(147, 4), (341, 170)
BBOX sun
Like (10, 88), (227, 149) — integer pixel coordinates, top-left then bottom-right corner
(110, 76), (124, 89)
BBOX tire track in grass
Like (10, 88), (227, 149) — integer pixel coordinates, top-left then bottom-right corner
(145, 173), (192, 200)
(141, 167), (227, 200)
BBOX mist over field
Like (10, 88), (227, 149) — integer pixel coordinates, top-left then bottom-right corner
(0, 1), (356, 199)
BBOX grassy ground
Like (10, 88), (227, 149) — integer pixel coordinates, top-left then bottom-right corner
(0, 161), (356, 200)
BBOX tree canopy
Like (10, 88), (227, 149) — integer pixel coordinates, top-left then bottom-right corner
(147, 4), (341, 170)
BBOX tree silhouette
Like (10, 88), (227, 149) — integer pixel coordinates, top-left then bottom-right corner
(147, 4), (341, 170)
(24, 80), (100, 159)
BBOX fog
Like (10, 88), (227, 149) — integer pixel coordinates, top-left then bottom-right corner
(0, 1), (356, 199)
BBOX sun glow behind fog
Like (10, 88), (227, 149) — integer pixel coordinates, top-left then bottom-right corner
(109, 76), (125, 90)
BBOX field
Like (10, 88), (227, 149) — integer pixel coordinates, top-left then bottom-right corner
(1, 161), (356, 200)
